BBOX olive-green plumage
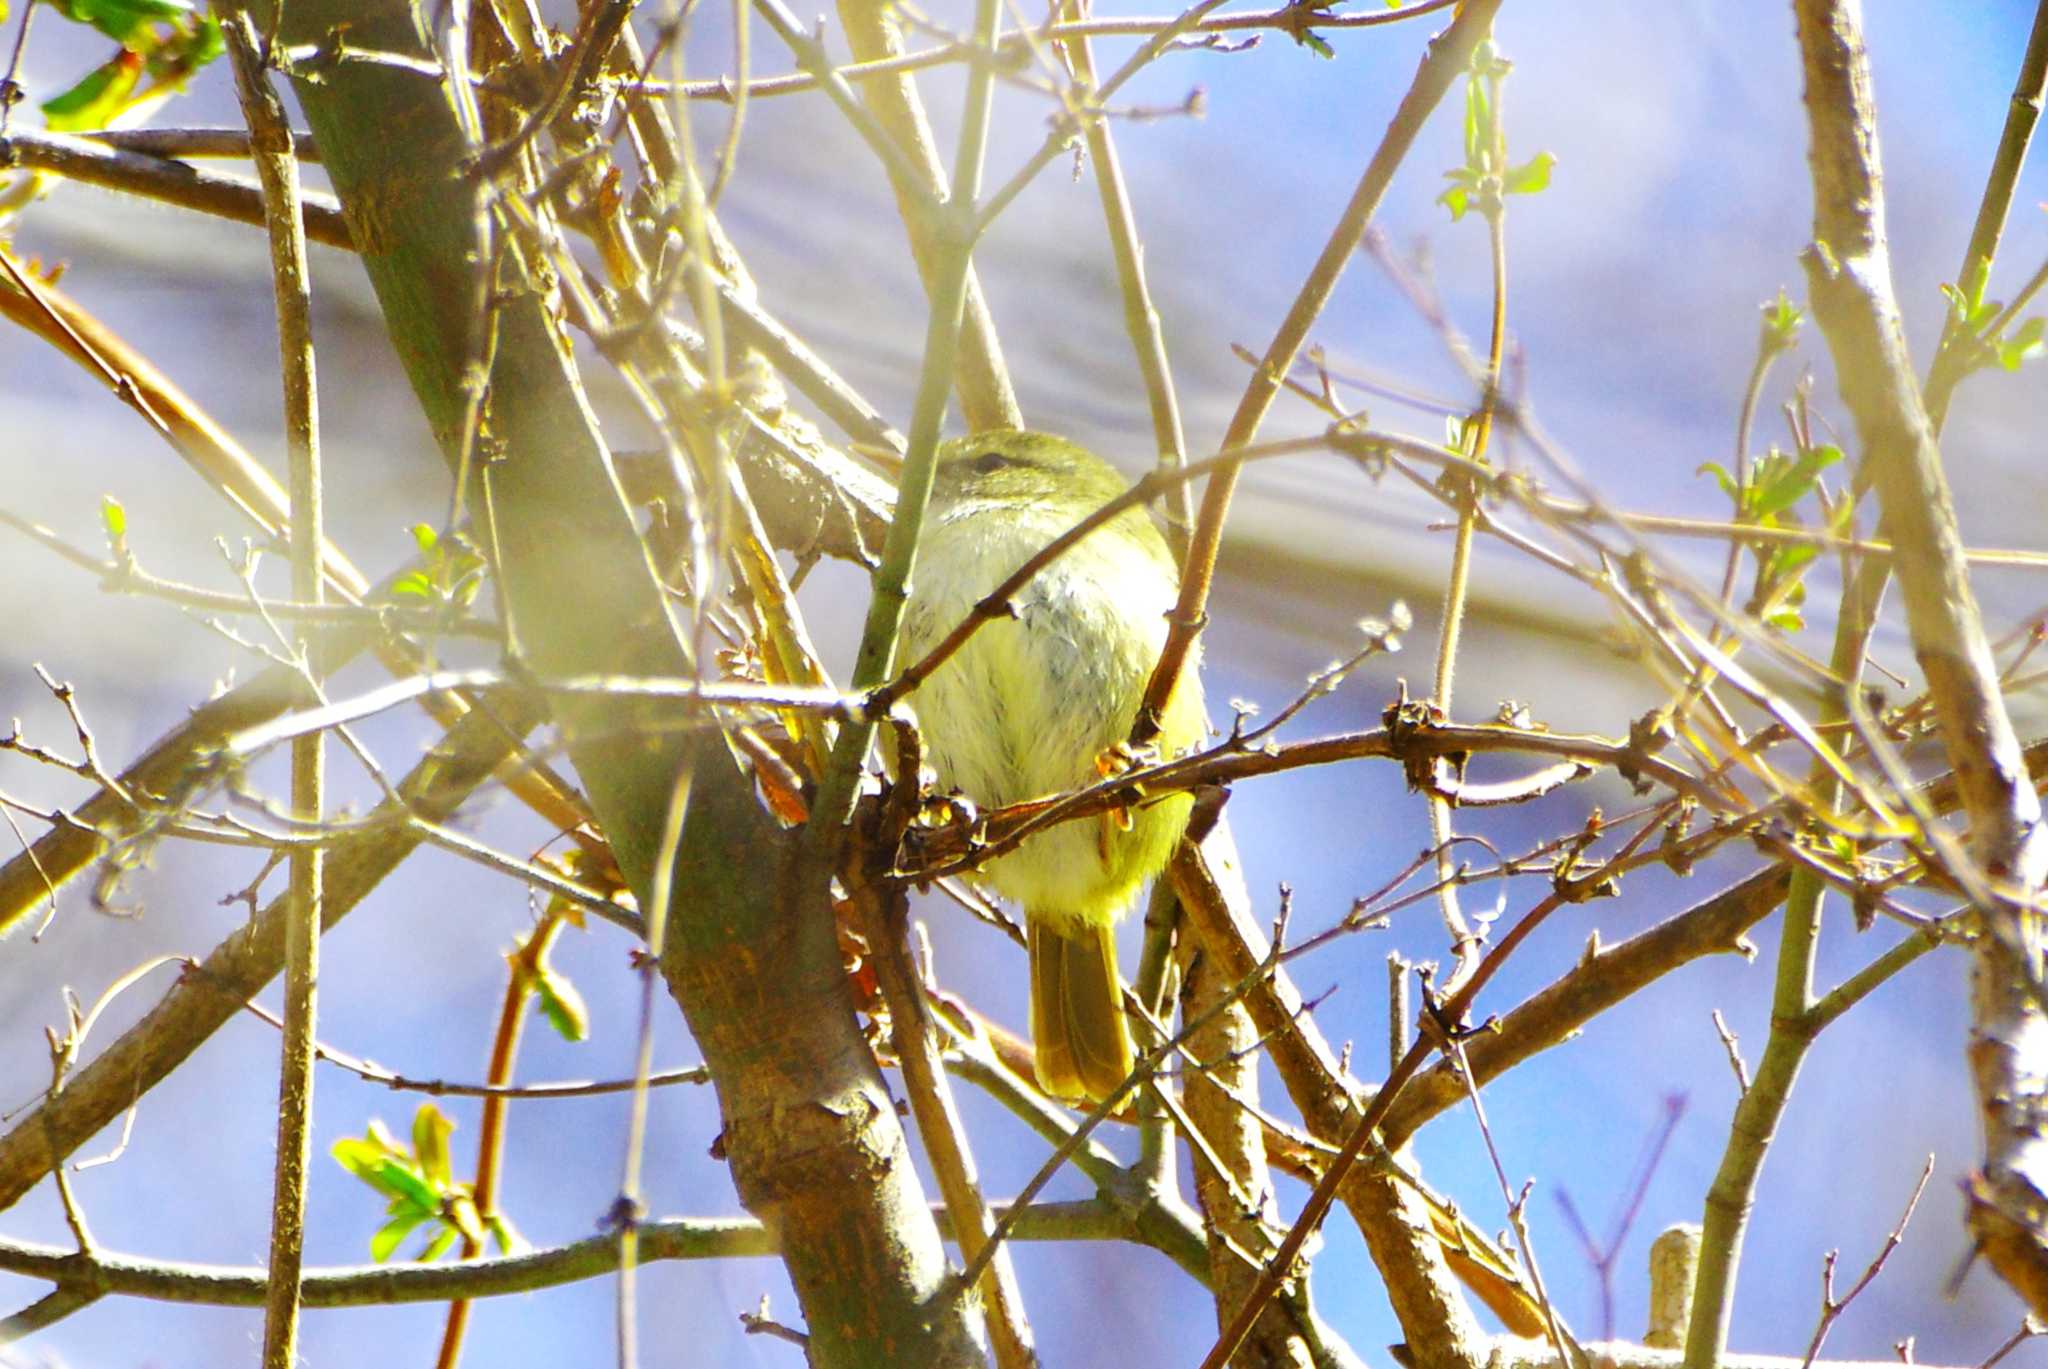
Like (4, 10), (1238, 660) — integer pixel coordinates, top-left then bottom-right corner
(898, 430), (1205, 1102)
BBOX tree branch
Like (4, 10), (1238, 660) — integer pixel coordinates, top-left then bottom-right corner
(0, 697), (547, 1213)
(0, 127), (352, 247)
(1792, 0), (2048, 1317)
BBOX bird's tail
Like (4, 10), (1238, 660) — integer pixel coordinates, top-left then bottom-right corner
(1027, 916), (1134, 1103)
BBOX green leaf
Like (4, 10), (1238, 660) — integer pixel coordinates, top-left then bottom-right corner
(41, 53), (142, 131)
(377, 1158), (440, 1213)
(1696, 461), (1739, 501)
(332, 1129), (439, 1213)
(330, 1133), (400, 1184)
(418, 1225), (460, 1263)
(100, 494), (127, 541)
(1761, 288), (1804, 347)
(488, 1212), (528, 1255)
(1942, 277), (1997, 329)
(1437, 167), (1480, 222)
(534, 963), (589, 1042)
(1295, 28), (1333, 58)
(182, 11), (222, 68)
(412, 1103), (456, 1189)
(1996, 316), (2045, 371)
(410, 522), (439, 555)
(1752, 446), (1840, 519)
(48, 0), (190, 45)
(142, 10), (221, 86)
(1502, 150), (1555, 197)
(330, 1135), (380, 1179)
(1770, 541), (1822, 576)
(370, 1210), (427, 1263)
(1764, 608), (1804, 632)
(390, 571), (434, 599)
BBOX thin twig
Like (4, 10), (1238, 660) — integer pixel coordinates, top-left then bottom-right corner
(0, 127), (352, 247)
(1198, 800), (1619, 1369)
(635, 0), (1463, 103)
(1711, 1010), (1752, 1096)
(0, 510), (496, 635)
(1130, 0), (1503, 752)
(0, 0), (39, 142)
(952, 914), (1303, 1296)
(56, 125), (320, 159)
(225, 15), (324, 1366)
(0, 1201), (1121, 1315)
(1424, 32), (1511, 992)
(833, 0), (1021, 430)
(739, 1297), (810, 1347)
(1799, 1155), (1936, 1369)
(0, 697), (548, 1215)
(748, 0), (938, 201)
(1923, 0), (2048, 431)
(863, 889), (1036, 1368)
(436, 914), (563, 1369)
(1055, 0), (1204, 538)
(1974, 1317), (2047, 1369)
(235, 992), (708, 1098)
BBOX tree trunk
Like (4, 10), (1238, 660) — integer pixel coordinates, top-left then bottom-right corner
(262, 3), (984, 1359)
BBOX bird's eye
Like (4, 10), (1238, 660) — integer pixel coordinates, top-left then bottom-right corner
(971, 450), (1013, 474)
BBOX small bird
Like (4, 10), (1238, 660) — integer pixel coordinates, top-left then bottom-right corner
(898, 429), (1205, 1102)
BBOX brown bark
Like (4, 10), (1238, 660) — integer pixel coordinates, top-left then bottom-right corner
(1173, 823), (1490, 1368)
(255, 2), (985, 1358)
(1177, 901), (1358, 1368)
(1792, 0), (2048, 1315)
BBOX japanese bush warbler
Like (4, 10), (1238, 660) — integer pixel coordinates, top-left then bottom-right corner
(898, 430), (1205, 1102)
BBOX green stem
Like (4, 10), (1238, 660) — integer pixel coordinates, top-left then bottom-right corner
(1923, 0), (2048, 433)
(1429, 46), (1509, 985)
(1810, 918), (1948, 1032)
(1711, 340), (1781, 620)
(1055, 0), (1197, 535)
(1680, 531), (1887, 1369)
(811, 0), (1003, 837)
(749, 0), (937, 201)
(1681, 10), (2048, 1353)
